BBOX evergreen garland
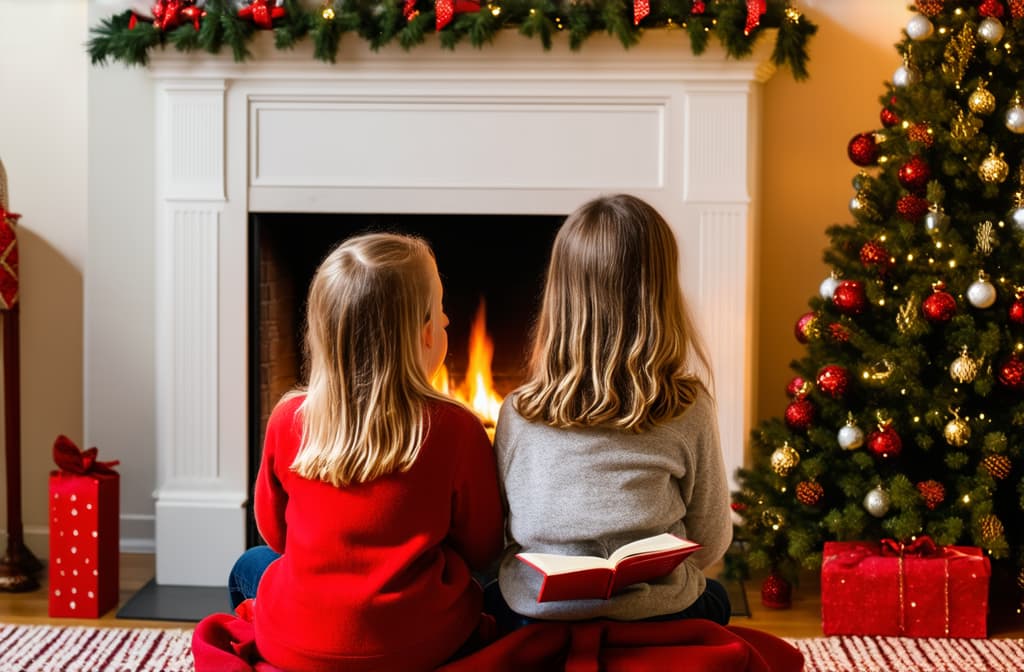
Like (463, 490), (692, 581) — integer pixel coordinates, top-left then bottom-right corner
(87, 0), (816, 81)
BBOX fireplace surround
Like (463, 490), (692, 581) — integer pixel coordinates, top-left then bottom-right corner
(149, 31), (775, 585)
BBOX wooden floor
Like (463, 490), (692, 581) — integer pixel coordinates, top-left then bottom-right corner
(1, 554), (1023, 639)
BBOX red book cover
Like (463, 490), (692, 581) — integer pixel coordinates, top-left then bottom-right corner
(516, 533), (701, 603)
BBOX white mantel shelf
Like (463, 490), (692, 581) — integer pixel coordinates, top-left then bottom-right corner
(149, 30), (774, 586)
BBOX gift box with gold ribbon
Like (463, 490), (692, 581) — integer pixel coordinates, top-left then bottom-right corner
(821, 538), (990, 638)
(47, 435), (120, 618)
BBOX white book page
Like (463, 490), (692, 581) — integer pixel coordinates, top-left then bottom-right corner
(516, 552), (612, 575)
(607, 533), (695, 564)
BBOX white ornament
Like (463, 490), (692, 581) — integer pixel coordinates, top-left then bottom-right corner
(820, 275), (840, 300)
(978, 17), (1006, 45)
(893, 65), (917, 88)
(967, 275), (997, 308)
(863, 486), (891, 518)
(1011, 207), (1024, 231)
(924, 207), (948, 235)
(1007, 106), (1024, 134)
(838, 423), (864, 450)
(906, 15), (934, 41)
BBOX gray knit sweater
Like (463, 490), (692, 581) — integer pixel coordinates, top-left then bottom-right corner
(494, 387), (733, 621)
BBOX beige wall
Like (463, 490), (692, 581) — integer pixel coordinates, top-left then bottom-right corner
(2, 1), (911, 560)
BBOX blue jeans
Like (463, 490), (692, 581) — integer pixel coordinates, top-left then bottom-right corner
(228, 545), (281, 610)
(483, 577), (731, 634)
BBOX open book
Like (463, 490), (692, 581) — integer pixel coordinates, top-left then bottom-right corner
(515, 533), (702, 603)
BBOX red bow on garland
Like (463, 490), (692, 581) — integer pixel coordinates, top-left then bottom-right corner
(151, 0), (205, 31)
(403, 0), (481, 30)
(53, 435), (120, 476)
(238, 0), (286, 30)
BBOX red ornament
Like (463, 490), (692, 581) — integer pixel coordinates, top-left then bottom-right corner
(794, 311), (818, 343)
(633, 0), (651, 25)
(915, 0), (944, 16)
(832, 280), (867, 316)
(786, 376), (810, 399)
(859, 240), (892, 274)
(1010, 297), (1024, 325)
(980, 0), (1005, 17)
(816, 365), (850, 399)
(898, 156), (931, 193)
(237, 0), (286, 29)
(761, 572), (792, 609)
(828, 322), (850, 343)
(1012, 0), (1024, 19)
(796, 481), (824, 506)
(433, 0), (481, 29)
(867, 423), (902, 459)
(730, 501), (746, 512)
(847, 132), (880, 167)
(691, 0), (706, 13)
(922, 283), (957, 323)
(896, 194), (930, 220)
(880, 106), (900, 128)
(784, 399), (815, 432)
(152, 0), (204, 31)
(744, 0), (767, 35)
(998, 355), (1024, 391)
(916, 480), (946, 510)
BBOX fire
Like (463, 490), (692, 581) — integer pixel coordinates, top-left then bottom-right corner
(432, 299), (504, 431)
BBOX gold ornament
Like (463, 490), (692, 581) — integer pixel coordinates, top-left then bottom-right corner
(943, 409), (971, 446)
(942, 24), (975, 87)
(980, 514), (1004, 542)
(951, 109), (982, 140)
(761, 508), (785, 530)
(321, 7), (335, 20)
(980, 146), (1010, 183)
(982, 454), (1012, 480)
(897, 294), (920, 334)
(969, 82), (997, 115)
(950, 346), (980, 384)
(862, 359), (895, 386)
(770, 443), (800, 476)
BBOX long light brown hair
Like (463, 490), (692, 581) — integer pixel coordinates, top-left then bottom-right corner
(289, 232), (447, 486)
(515, 194), (713, 431)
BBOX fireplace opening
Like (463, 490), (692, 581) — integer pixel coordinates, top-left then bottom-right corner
(247, 212), (564, 545)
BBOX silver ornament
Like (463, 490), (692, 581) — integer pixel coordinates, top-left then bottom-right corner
(978, 17), (1006, 45)
(1011, 207), (1024, 231)
(820, 275), (840, 300)
(1006, 106), (1024, 134)
(967, 276), (997, 308)
(893, 65), (918, 88)
(906, 14), (934, 41)
(924, 207), (948, 235)
(863, 485), (891, 518)
(838, 422), (864, 450)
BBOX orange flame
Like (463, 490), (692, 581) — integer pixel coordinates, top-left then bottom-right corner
(431, 299), (504, 431)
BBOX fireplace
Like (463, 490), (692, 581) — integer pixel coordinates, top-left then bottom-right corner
(249, 212), (563, 544)
(148, 31), (774, 585)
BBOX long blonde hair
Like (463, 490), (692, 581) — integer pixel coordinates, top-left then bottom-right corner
(289, 232), (447, 486)
(515, 194), (713, 431)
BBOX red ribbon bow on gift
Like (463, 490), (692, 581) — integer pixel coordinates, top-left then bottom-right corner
(53, 435), (120, 476)
(880, 535), (939, 557)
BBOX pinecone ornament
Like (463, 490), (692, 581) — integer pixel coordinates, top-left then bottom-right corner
(980, 514), (1004, 542)
(982, 454), (1012, 480)
(796, 481), (824, 506)
(916, 0), (943, 16)
(916, 480), (945, 510)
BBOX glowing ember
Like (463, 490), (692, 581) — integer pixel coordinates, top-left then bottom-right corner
(432, 299), (504, 431)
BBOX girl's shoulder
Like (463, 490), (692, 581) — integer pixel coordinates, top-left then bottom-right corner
(267, 392), (305, 429)
(426, 395), (486, 430)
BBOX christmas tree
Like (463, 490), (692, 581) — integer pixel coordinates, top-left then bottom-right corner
(731, 0), (1024, 617)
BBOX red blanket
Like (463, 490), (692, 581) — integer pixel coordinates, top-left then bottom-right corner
(192, 611), (803, 672)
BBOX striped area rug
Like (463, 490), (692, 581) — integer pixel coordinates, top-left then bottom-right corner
(0, 623), (193, 672)
(789, 635), (1024, 671)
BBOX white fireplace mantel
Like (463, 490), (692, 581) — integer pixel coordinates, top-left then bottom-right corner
(149, 31), (774, 586)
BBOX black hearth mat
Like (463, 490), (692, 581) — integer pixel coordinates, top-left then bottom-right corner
(116, 579), (231, 622)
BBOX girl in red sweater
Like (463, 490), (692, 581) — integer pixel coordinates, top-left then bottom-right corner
(230, 232), (504, 671)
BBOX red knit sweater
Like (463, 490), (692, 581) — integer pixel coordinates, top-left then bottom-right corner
(252, 395), (504, 671)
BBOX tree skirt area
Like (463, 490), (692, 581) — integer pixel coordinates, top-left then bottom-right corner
(788, 635), (1024, 672)
(3, 622), (1024, 671)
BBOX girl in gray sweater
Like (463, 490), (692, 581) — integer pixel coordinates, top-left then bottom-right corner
(490, 194), (733, 628)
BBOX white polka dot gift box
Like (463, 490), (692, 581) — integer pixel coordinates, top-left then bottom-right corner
(48, 434), (120, 619)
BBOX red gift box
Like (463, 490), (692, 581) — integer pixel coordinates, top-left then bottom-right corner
(48, 435), (120, 618)
(821, 538), (990, 638)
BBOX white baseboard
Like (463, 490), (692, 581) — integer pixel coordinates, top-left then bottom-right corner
(2, 514), (157, 559)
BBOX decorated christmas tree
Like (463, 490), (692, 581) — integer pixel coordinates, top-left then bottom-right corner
(731, 0), (1024, 618)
